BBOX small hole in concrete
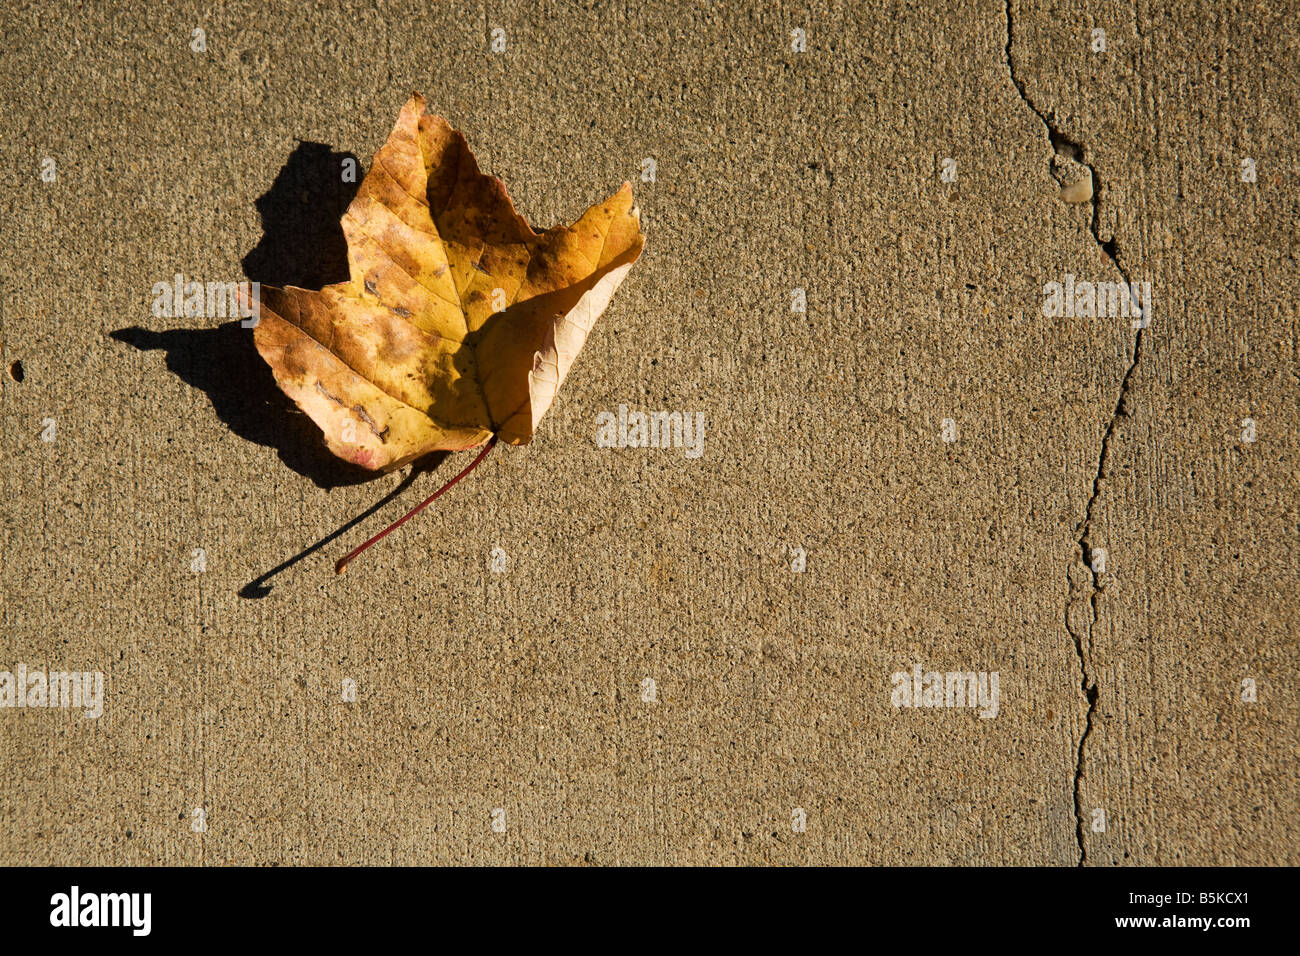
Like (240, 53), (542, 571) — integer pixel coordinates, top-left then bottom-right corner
(7, 360), (23, 382)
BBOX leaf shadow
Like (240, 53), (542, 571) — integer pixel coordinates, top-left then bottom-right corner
(111, 321), (379, 489)
(241, 139), (359, 290)
(110, 141), (368, 489)
(235, 458), (444, 598)
(110, 140), (453, 596)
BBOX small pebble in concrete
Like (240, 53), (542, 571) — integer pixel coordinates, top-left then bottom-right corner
(1060, 169), (1094, 204)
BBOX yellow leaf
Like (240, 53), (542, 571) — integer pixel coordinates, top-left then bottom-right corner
(253, 94), (645, 471)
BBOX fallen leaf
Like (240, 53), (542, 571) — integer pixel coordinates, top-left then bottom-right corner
(252, 93), (645, 473)
(246, 94), (645, 572)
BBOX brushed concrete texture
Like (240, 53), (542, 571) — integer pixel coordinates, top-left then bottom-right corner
(0, 0), (1294, 865)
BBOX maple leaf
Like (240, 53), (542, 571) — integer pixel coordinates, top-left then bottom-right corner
(248, 94), (644, 571)
(253, 93), (645, 473)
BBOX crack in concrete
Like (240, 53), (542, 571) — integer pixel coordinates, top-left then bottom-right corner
(1003, 0), (1146, 866)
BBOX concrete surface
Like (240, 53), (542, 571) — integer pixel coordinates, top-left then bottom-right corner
(0, 0), (1295, 864)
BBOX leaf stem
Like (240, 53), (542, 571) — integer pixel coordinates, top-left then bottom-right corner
(335, 436), (498, 574)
